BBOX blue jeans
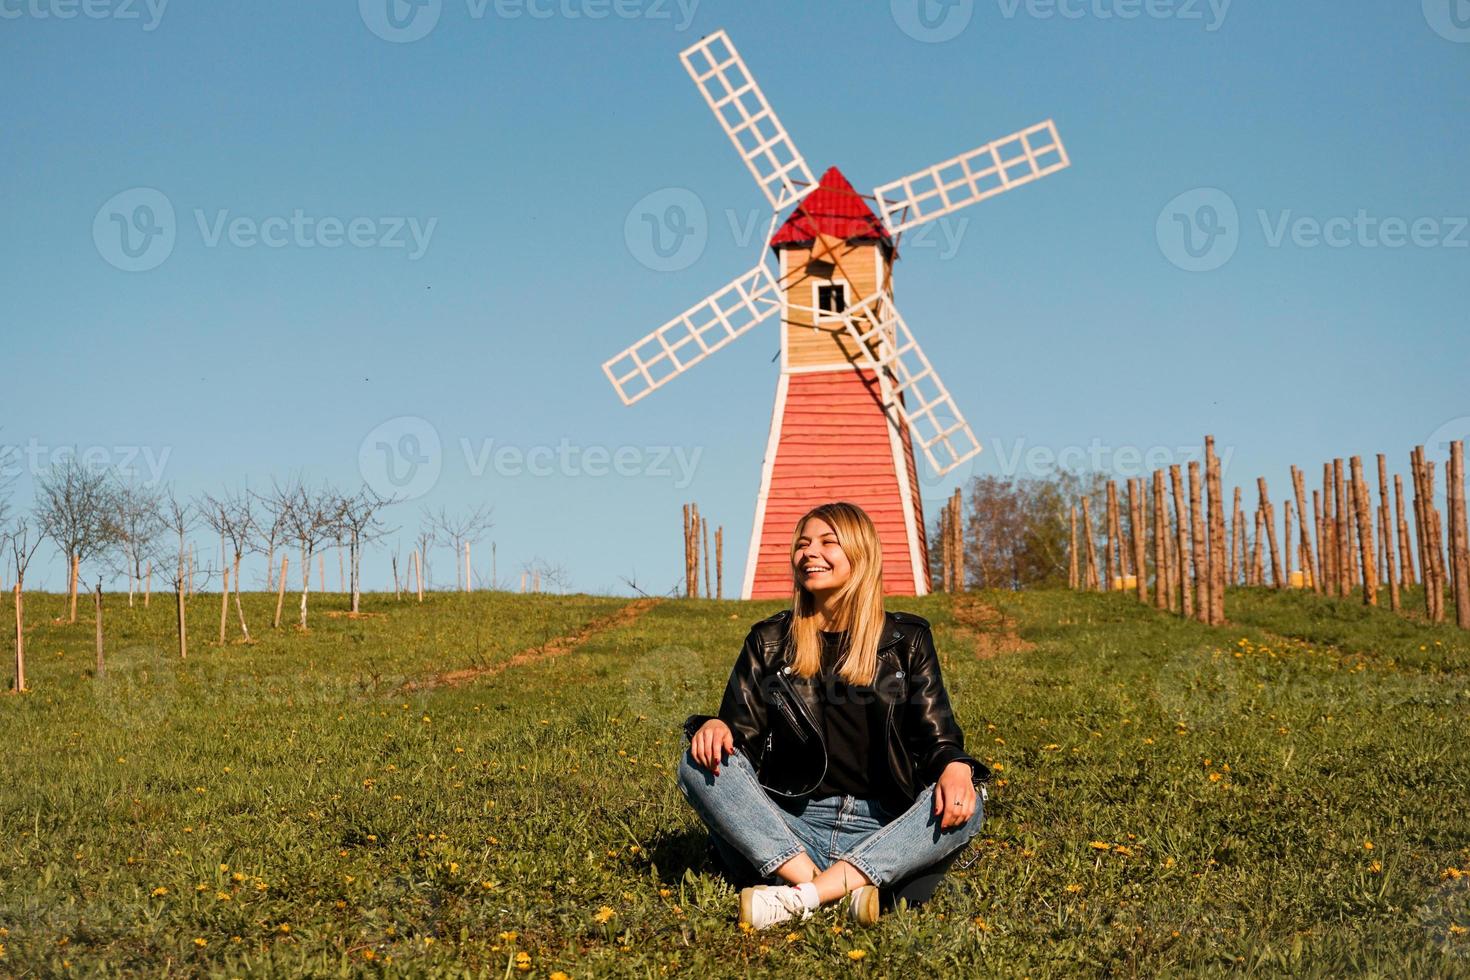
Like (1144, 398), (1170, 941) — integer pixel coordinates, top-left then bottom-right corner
(676, 743), (983, 889)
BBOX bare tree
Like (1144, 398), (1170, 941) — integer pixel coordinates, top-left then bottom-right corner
(276, 478), (340, 629)
(253, 488), (291, 592)
(198, 488), (257, 642)
(109, 480), (165, 607)
(424, 503), (494, 591)
(35, 457), (120, 622)
(414, 525), (435, 591)
(6, 517), (44, 693)
(517, 557), (569, 594)
(158, 488), (196, 659)
(335, 486), (398, 613)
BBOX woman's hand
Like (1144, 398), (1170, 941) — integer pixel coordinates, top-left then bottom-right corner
(933, 760), (978, 829)
(691, 718), (736, 775)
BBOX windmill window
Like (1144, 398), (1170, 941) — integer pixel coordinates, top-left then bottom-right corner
(817, 284), (847, 316)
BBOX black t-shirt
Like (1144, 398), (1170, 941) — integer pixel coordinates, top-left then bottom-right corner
(812, 630), (896, 800)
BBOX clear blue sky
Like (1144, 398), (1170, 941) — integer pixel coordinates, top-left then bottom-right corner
(2, 0), (1467, 594)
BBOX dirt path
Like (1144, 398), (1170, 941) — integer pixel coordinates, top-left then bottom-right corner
(951, 592), (1034, 658)
(403, 597), (661, 692)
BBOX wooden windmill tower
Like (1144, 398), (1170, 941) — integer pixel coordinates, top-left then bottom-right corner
(603, 29), (1069, 599)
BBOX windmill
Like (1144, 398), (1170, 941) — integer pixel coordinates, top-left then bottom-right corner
(603, 29), (1069, 599)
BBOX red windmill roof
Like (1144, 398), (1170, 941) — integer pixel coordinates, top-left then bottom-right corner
(770, 166), (894, 250)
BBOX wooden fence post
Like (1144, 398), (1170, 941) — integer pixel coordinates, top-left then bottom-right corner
(1188, 462), (1207, 621)
(1452, 441), (1470, 629)
(1350, 456), (1378, 606)
(219, 566), (231, 644)
(1376, 454), (1400, 612)
(1171, 465), (1192, 618)
(94, 583), (104, 679)
(1128, 478), (1147, 601)
(1069, 505), (1080, 590)
(12, 583), (24, 693)
(274, 557), (290, 629)
(1205, 438), (1226, 623)
(1395, 474), (1416, 588)
(1258, 477), (1283, 588)
(1152, 472), (1167, 609)
(1105, 481), (1121, 590)
(1081, 496), (1100, 592)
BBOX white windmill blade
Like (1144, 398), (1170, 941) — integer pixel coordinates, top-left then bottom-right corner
(837, 291), (982, 477)
(679, 29), (816, 212)
(603, 262), (781, 406)
(873, 119), (1069, 235)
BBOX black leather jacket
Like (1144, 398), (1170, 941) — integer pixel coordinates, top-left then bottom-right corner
(682, 609), (988, 812)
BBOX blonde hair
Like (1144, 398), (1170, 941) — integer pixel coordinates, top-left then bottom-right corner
(786, 501), (886, 686)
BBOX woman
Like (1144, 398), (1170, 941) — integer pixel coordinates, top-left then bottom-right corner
(677, 501), (988, 930)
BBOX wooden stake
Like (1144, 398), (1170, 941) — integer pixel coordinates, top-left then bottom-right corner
(1152, 472), (1167, 609)
(464, 541), (472, 593)
(1105, 481), (1121, 590)
(219, 565), (231, 644)
(1334, 459), (1351, 598)
(144, 560), (152, 608)
(1069, 505), (1080, 590)
(274, 557), (289, 629)
(1283, 499), (1296, 586)
(1171, 465), (1192, 617)
(176, 571), (188, 660)
(716, 526), (724, 600)
(1312, 488), (1324, 594)
(1188, 462), (1208, 621)
(1452, 441), (1470, 629)
(1395, 474), (1415, 588)
(702, 517), (712, 600)
(12, 583), (24, 693)
(69, 552), (79, 623)
(1258, 477), (1283, 589)
(1376, 454), (1400, 612)
(1128, 478), (1147, 600)
(1080, 496), (1100, 592)
(1230, 486), (1244, 586)
(94, 582), (104, 679)
(1291, 466), (1319, 594)
(318, 553), (325, 594)
(1350, 457), (1378, 606)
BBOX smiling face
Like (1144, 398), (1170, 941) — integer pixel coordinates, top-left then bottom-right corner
(793, 516), (853, 596)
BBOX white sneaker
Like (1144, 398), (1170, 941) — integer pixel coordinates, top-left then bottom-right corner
(848, 884), (881, 926)
(738, 885), (812, 929)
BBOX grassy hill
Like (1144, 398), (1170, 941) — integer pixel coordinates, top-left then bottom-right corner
(1, 587), (1467, 976)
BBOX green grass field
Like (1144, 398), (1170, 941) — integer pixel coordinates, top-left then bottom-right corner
(2, 586), (1468, 977)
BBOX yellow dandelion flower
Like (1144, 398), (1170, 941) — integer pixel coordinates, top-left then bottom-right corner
(277, 923), (292, 934)
(847, 949), (866, 961)
(215, 891), (231, 901)
(972, 916), (991, 932)
(785, 931), (801, 943)
(193, 938), (206, 948)
(219, 863), (229, 872)
(1363, 841), (1374, 851)
(1088, 841), (1111, 851)
(658, 887), (671, 898)
(151, 886), (168, 897)
(498, 931), (518, 943)
(1449, 924), (1467, 936)
(550, 973), (571, 980)
(1368, 861), (1382, 873)
(1064, 884), (1083, 894)
(231, 872), (245, 882)
(594, 906), (616, 924)
(515, 951), (531, 970)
